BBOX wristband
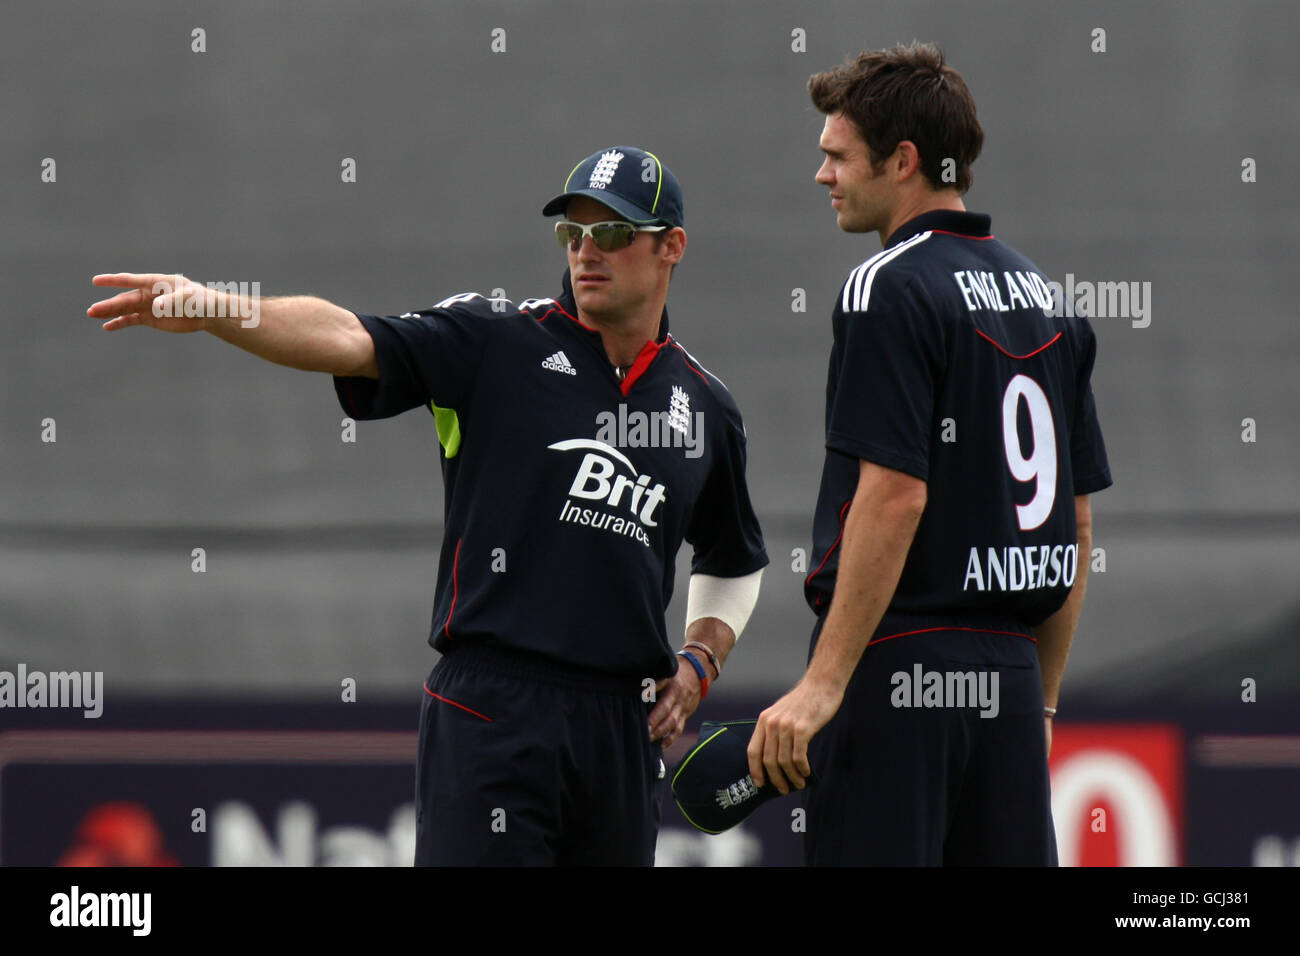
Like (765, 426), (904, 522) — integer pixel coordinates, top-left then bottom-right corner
(676, 650), (709, 699)
(1044, 706), (1057, 718)
(683, 641), (720, 679)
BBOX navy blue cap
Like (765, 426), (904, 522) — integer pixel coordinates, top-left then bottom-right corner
(670, 719), (817, 834)
(542, 146), (684, 228)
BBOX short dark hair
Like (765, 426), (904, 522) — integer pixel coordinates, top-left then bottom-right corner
(809, 42), (983, 194)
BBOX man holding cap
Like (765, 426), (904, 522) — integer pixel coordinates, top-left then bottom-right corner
(88, 146), (768, 866)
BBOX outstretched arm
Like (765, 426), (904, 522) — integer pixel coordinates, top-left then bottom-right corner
(88, 273), (377, 378)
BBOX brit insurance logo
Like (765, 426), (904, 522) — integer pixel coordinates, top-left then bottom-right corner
(588, 150), (625, 190)
(548, 438), (666, 548)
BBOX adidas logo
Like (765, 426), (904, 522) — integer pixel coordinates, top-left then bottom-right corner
(541, 350), (577, 375)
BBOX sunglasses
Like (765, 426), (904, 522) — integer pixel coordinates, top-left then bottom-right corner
(554, 220), (668, 252)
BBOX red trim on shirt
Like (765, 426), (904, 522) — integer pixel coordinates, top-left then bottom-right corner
(806, 499), (853, 605)
(619, 338), (665, 395)
(869, 626), (1036, 646)
(975, 328), (1063, 360)
(443, 538), (462, 639)
(423, 685), (493, 722)
(668, 340), (712, 386)
(929, 229), (995, 240)
(539, 301), (599, 332)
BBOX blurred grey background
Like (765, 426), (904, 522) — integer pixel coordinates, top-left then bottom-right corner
(2, 0), (1296, 703)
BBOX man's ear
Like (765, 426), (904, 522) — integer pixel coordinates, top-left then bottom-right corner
(893, 141), (923, 181)
(661, 227), (687, 265)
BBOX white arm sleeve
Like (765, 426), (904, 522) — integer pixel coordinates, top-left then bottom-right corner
(684, 569), (764, 642)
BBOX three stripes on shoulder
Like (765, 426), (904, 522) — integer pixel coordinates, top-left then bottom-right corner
(842, 232), (933, 313)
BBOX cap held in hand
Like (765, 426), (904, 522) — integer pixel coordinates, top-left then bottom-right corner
(670, 719), (817, 834)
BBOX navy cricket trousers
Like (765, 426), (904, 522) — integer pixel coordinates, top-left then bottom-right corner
(414, 643), (665, 866)
(803, 611), (1058, 866)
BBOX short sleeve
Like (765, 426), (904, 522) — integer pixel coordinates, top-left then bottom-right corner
(686, 403), (769, 577)
(1069, 320), (1113, 495)
(333, 294), (499, 420)
(826, 275), (944, 481)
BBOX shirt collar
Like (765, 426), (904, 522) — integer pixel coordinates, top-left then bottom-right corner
(885, 209), (993, 249)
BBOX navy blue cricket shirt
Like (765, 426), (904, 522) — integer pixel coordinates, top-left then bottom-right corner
(335, 274), (768, 680)
(805, 210), (1111, 627)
